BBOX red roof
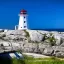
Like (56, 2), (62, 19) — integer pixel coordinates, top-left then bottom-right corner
(20, 9), (27, 14)
(21, 9), (27, 12)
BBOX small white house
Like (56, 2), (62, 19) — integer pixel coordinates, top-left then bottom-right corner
(15, 9), (28, 30)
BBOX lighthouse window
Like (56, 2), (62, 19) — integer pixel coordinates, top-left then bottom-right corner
(24, 16), (25, 18)
(24, 21), (26, 23)
(24, 26), (26, 28)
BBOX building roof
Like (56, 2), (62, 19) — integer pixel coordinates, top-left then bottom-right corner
(21, 9), (27, 12)
(20, 9), (27, 14)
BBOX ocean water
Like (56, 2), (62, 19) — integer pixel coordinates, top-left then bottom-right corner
(28, 28), (64, 32)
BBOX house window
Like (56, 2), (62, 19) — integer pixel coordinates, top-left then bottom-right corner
(24, 21), (26, 23)
(24, 26), (26, 28)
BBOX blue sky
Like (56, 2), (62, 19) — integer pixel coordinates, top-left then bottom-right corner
(0, 0), (64, 29)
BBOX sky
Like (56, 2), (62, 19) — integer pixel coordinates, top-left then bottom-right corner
(0, 0), (64, 30)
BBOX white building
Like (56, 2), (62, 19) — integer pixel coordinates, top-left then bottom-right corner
(15, 9), (28, 30)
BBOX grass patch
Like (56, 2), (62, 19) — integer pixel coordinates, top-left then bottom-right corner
(22, 55), (64, 64)
(12, 58), (25, 64)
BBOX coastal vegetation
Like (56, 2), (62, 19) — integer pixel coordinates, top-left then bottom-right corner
(24, 30), (30, 37)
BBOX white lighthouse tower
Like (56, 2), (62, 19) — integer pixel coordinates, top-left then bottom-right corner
(15, 9), (28, 30)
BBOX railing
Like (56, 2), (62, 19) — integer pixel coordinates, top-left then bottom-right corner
(15, 25), (19, 30)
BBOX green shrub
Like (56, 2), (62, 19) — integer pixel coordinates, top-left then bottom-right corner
(24, 30), (30, 37)
(48, 36), (56, 46)
(46, 33), (56, 46)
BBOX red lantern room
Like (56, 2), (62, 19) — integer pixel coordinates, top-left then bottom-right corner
(20, 9), (27, 14)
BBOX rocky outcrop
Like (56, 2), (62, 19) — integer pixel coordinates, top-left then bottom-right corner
(27, 30), (44, 42)
(1, 29), (64, 57)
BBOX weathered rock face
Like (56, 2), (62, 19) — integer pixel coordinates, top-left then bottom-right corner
(43, 47), (54, 56)
(27, 30), (44, 42)
(1, 29), (64, 57)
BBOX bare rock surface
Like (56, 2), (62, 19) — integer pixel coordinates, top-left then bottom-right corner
(0, 29), (64, 57)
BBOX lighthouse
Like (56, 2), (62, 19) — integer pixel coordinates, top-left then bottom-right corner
(15, 9), (28, 30)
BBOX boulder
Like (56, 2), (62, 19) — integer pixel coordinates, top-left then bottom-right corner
(61, 42), (64, 47)
(43, 47), (54, 56)
(52, 46), (64, 52)
(54, 34), (61, 45)
(39, 43), (51, 54)
(27, 30), (44, 42)
(0, 33), (6, 38)
(55, 52), (64, 57)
